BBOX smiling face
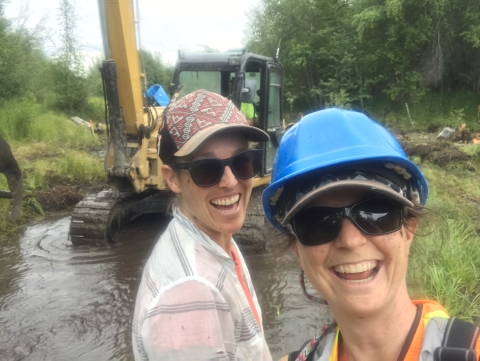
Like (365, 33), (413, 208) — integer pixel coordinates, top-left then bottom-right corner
(291, 188), (417, 318)
(162, 133), (253, 244)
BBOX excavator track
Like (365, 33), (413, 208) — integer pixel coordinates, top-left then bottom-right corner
(69, 189), (172, 246)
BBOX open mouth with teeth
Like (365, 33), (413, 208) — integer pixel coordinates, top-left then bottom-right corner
(210, 194), (241, 212)
(332, 261), (379, 284)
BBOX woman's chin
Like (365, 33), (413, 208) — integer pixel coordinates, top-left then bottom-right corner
(332, 298), (386, 319)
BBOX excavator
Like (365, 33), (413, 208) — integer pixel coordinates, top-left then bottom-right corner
(69, 0), (284, 246)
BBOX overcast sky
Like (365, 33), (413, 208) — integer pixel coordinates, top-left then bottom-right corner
(4, 0), (261, 65)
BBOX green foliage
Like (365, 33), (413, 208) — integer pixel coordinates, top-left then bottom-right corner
(85, 57), (104, 98)
(56, 150), (105, 183)
(0, 18), (52, 101)
(405, 159), (480, 323)
(0, 98), (46, 141)
(82, 96), (106, 123)
(51, 0), (88, 113)
(0, 97), (105, 235)
(139, 49), (174, 90)
(364, 91), (480, 130)
(324, 88), (353, 109)
(449, 108), (466, 128)
(408, 195), (480, 323)
(0, 98), (102, 147)
(248, 0), (480, 114)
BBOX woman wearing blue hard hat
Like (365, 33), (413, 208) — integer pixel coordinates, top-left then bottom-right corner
(262, 108), (480, 361)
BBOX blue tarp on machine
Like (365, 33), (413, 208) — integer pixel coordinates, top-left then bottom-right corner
(145, 84), (170, 106)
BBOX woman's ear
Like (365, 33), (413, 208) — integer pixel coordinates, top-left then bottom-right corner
(290, 240), (300, 259)
(290, 240), (305, 271)
(404, 217), (418, 247)
(162, 165), (181, 193)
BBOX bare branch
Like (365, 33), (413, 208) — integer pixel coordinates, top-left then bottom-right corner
(420, 20), (445, 87)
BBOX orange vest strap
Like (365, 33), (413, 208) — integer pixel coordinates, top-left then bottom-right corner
(231, 249), (261, 330)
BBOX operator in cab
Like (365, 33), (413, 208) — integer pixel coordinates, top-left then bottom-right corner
(262, 109), (480, 361)
(230, 77), (256, 126)
(132, 89), (273, 361)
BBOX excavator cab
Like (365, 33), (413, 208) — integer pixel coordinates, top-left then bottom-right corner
(170, 50), (284, 184)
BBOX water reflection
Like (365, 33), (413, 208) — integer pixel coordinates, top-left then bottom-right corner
(0, 214), (331, 361)
(246, 251), (332, 358)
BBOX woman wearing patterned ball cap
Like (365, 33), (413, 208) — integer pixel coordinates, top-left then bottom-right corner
(132, 89), (272, 361)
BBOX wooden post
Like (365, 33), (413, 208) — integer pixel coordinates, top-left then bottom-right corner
(405, 103), (415, 126)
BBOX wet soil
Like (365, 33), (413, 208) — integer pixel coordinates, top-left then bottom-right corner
(0, 214), (331, 361)
(398, 130), (477, 166)
(35, 186), (83, 212)
(235, 186), (286, 254)
(431, 148), (472, 167)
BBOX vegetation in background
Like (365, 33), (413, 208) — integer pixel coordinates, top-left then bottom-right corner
(247, 0), (480, 124)
(408, 154), (480, 324)
(0, 0), (174, 238)
(0, 99), (106, 237)
(53, 0), (88, 112)
(139, 49), (174, 91)
(0, 0), (173, 113)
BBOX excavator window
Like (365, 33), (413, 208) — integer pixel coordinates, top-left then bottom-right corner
(264, 66), (283, 174)
(178, 71), (221, 98)
(268, 71), (281, 128)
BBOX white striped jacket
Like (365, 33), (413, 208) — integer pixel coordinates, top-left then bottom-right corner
(132, 206), (272, 361)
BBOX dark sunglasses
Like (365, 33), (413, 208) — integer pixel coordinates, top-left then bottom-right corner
(173, 149), (262, 187)
(289, 197), (404, 246)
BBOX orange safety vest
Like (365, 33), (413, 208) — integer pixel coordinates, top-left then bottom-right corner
(296, 300), (480, 361)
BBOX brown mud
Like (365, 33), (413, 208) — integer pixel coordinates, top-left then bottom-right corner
(394, 129), (478, 166)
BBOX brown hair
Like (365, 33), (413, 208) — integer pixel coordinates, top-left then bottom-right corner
(159, 125), (179, 166)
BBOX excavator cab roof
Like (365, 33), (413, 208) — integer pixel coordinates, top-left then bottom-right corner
(175, 50), (277, 72)
(171, 50), (280, 101)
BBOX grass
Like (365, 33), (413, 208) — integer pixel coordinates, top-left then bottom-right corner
(407, 156), (480, 324)
(0, 98), (106, 238)
(366, 91), (480, 132)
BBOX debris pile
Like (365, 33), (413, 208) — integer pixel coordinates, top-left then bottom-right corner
(35, 186), (83, 212)
(71, 117), (105, 134)
(436, 124), (476, 144)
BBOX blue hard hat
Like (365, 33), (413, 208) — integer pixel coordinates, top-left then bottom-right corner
(262, 108), (428, 232)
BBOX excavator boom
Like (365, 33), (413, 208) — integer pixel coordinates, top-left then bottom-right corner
(70, 0), (170, 245)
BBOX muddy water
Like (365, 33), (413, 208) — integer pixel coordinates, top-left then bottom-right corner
(0, 214), (331, 361)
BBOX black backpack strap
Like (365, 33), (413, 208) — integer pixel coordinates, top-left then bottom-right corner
(434, 317), (479, 361)
(287, 337), (320, 361)
(288, 351), (301, 361)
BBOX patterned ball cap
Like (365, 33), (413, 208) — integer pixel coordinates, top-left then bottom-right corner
(163, 89), (269, 157)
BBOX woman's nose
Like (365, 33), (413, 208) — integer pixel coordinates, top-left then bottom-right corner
(333, 218), (367, 249)
(218, 166), (238, 188)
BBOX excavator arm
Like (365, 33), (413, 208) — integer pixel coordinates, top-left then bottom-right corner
(98, 0), (165, 192)
(69, 0), (170, 246)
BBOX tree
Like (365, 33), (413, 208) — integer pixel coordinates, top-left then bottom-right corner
(248, 0), (362, 110)
(247, 0), (480, 115)
(52, 0), (88, 112)
(0, 0), (52, 101)
(138, 49), (174, 90)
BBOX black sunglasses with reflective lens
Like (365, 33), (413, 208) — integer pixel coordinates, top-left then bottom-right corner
(289, 197), (404, 246)
(173, 149), (262, 187)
